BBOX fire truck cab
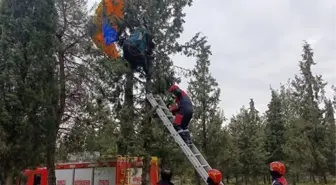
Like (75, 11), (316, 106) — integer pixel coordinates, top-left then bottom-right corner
(17, 156), (159, 185)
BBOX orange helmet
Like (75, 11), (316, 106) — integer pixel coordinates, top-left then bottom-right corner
(270, 161), (286, 175)
(207, 169), (222, 184)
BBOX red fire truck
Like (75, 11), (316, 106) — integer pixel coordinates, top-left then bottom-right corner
(16, 156), (159, 185)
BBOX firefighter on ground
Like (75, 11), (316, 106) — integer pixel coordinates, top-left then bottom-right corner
(269, 161), (288, 185)
(121, 26), (155, 77)
(168, 84), (193, 145)
(157, 168), (174, 185)
(207, 169), (222, 185)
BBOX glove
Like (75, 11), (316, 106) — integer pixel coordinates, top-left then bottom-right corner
(166, 96), (175, 106)
(169, 104), (179, 115)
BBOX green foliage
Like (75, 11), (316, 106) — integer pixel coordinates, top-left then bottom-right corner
(187, 40), (228, 183)
(187, 39), (225, 164)
(265, 89), (286, 163)
(0, 0), (334, 184)
(229, 100), (267, 184)
(0, 0), (57, 178)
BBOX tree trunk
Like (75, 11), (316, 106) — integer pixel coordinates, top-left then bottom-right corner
(159, 157), (165, 168)
(46, 135), (57, 185)
(141, 156), (150, 185)
(46, 110), (59, 185)
(292, 173), (297, 185)
(0, 174), (4, 185)
(119, 70), (134, 155)
(312, 173), (316, 183)
(45, 50), (65, 185)
(141, 56), (153, 185)
(268, 174), (271, 181)
(4, 172), (13, 185)
(295, 173), (299, 183)
(322, 172), (327, 184)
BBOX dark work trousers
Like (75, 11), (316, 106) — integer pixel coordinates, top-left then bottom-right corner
(122, 40), (150, 76)
(174, 111), (193, 145)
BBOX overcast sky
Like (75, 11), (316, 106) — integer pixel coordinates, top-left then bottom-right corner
(87, 0), (336, 118)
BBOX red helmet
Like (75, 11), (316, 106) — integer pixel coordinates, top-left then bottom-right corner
(270, 161), (286, 175)
(169, 84), (179, 93)
(207, 169), (222, 184)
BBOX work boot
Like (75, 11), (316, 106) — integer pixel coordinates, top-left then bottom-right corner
(183, 130), (192, 146)
(178, 131), (188, 144)
(177, 130), (192, 146)
(174, 125), (182, 132)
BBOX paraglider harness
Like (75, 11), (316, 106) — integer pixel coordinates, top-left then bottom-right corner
(120, 26), (155, 77)
(99, 1), (155, 77)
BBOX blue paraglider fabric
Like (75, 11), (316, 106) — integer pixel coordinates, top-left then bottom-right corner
(102, 19), (118, 45)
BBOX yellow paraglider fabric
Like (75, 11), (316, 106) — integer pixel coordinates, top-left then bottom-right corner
(91, 0), (124, 59)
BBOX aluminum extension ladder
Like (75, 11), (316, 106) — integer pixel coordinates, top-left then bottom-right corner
(146, 93), (224, 185)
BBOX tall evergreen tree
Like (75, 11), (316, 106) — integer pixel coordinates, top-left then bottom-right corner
(265, 89), (286, 163)
(188, 39), (224, 161)
(289, 41), (328, 183)
(323, 99), (336, 177)
(279, 82), (298, 126)
(187, 40), (222, 155)
(56, 0), (130, 159)
(229, 99), (266, 184)
(187, 40), (226, 184)
(0, 0), (57, 183)
(113, 0), (211, 184)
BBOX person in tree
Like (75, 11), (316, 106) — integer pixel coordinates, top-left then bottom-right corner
(168, 84), (193, 145)
(121, 26), (155, 77)
(207, 169), (222, 185)
(269, 161), (288, 185)
(157, 168), (174, 185)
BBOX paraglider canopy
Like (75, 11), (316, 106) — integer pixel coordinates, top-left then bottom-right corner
(90, 0), (124, 59)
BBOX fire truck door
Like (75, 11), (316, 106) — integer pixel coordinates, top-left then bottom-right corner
(93, 168), (115, 185)
(74, 168), (93, 185)
(56, 169), (74, 185)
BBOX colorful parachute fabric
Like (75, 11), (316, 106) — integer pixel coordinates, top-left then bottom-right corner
(91, 0), (124, 59)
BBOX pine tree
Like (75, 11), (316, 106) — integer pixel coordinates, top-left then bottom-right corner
(265, 89), (286, 163)
(323, 99), (336, 177)
(115, 1), (210, 184)
(56, 0), (131, 160)
(229, 99), (266, 184)
(187, 40), (222, 155)
(279, 83), (298, 126)
(289, 41), (328, 183)
(187, 40), (226, 184)
(0, 0), (58, 183)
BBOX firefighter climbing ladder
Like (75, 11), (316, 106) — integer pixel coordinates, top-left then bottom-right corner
(146, 93), (224, 185)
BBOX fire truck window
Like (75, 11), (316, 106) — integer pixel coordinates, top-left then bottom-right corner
(33, 175), (41, 185)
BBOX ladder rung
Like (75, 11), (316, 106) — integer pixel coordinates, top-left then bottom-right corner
(194, 153), (201, 156)
(154, 97), (162, 101)
(159, 105), (169, 110)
